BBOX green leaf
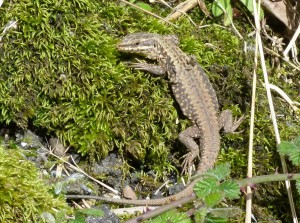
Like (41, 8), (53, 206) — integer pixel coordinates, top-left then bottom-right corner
(278, 141), (295, 155)
(206, 163), (231, 181)
(204, 192), (224, 207)
(204, 215), (228, 223)
(239, 0), (264, 19)
(212, 0), (233, 26)
(220, 180), (240, 199)
(212, 0), (231, 16)
(194, 177), (219, 197)
(135, 2), (152, 12)
(194, 164), (240, 207)
(223, 4), (233, 26)
(212, 0), (225, 17)
(207, 207), (243, 219)
(194, 208), (207, 223)
(278, 140), (300, 166)
(70, 212), (85, 223)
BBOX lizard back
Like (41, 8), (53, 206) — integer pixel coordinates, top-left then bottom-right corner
(118, 33), (221, 173)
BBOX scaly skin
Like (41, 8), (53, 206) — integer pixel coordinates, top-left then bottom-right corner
(117, 33), (220, 173)
(66, 33), (243, 206)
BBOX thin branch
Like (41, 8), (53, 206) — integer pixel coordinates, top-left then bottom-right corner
(245, 19), (259, 223)
(44, 145), (120, 195)
(267, 84), (299, 112)
(119, 0), (178, 28)
(283, 23), (300, 59)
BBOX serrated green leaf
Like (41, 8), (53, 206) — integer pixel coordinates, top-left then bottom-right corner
(206, 163), (231, 181)
(293, 136), (300, 147)
(278, 140), (300, 165)
(278, 141), (295, 155)
(194, 177), (219, 197)
(204, 192), (223, 207)
(220, 180), (240, 199)
(194, 208), (207, 223)
(287, 149), (300, 166)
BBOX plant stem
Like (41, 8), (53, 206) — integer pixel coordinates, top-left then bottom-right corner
(238, 173), (300, 187)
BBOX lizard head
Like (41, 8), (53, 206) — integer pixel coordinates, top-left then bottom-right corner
(117, 33), (160, 60)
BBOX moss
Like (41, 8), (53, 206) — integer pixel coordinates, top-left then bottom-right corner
(0, 0), (254, 173)
(1, 0), (300, 220)
(0, 145), (69, 222)
(0, 0), (176, 169)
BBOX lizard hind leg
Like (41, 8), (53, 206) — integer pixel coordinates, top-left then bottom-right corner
(178, 126), (201, 174)
(219, 110), (245, 133)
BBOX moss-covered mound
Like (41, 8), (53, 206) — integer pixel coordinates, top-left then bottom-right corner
(0, 0), (249, 172)
(0, 146), (69, 222)
(0, 0), (180, 170)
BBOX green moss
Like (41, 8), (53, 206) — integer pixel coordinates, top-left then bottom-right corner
(0, 1), (177, 168)
(1, 0), (300, 220)
(0, 0), (253, 173)
(0, 145), (69, 222)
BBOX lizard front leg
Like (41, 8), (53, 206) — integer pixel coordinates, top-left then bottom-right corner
(127, 60), (167, 76)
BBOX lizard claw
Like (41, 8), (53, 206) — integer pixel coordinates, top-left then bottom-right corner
(181, 151), (200, 175)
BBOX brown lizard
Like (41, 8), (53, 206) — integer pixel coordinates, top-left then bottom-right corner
(66, 33), (243, 205)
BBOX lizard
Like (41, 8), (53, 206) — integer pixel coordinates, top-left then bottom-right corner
(66, 33), (244, 206)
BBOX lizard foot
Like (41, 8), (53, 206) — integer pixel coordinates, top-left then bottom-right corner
(220, 110), (246, 133)
(181, 151), (200, 174)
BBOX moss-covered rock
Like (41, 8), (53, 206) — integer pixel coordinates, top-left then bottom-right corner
(0, 0), (179, 171)
(0, 0), (250, 173)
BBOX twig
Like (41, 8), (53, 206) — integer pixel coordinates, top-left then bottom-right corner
(0, 20), (17, 42)
(264, 47), (300, 71)
(267, 84), (299, 112)
(166, 0), (198, 21)
(283, 23), (300, 61)
(245, 18), (259, 223)
(124, 194), (195, 223)
(112, 206), (159, 216)
(44, 145), (119, 195)
(119, 0), (178, 28)
(66, 172), (300, 222)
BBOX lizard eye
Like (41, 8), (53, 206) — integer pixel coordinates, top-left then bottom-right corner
(133, 41), (140, 46)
